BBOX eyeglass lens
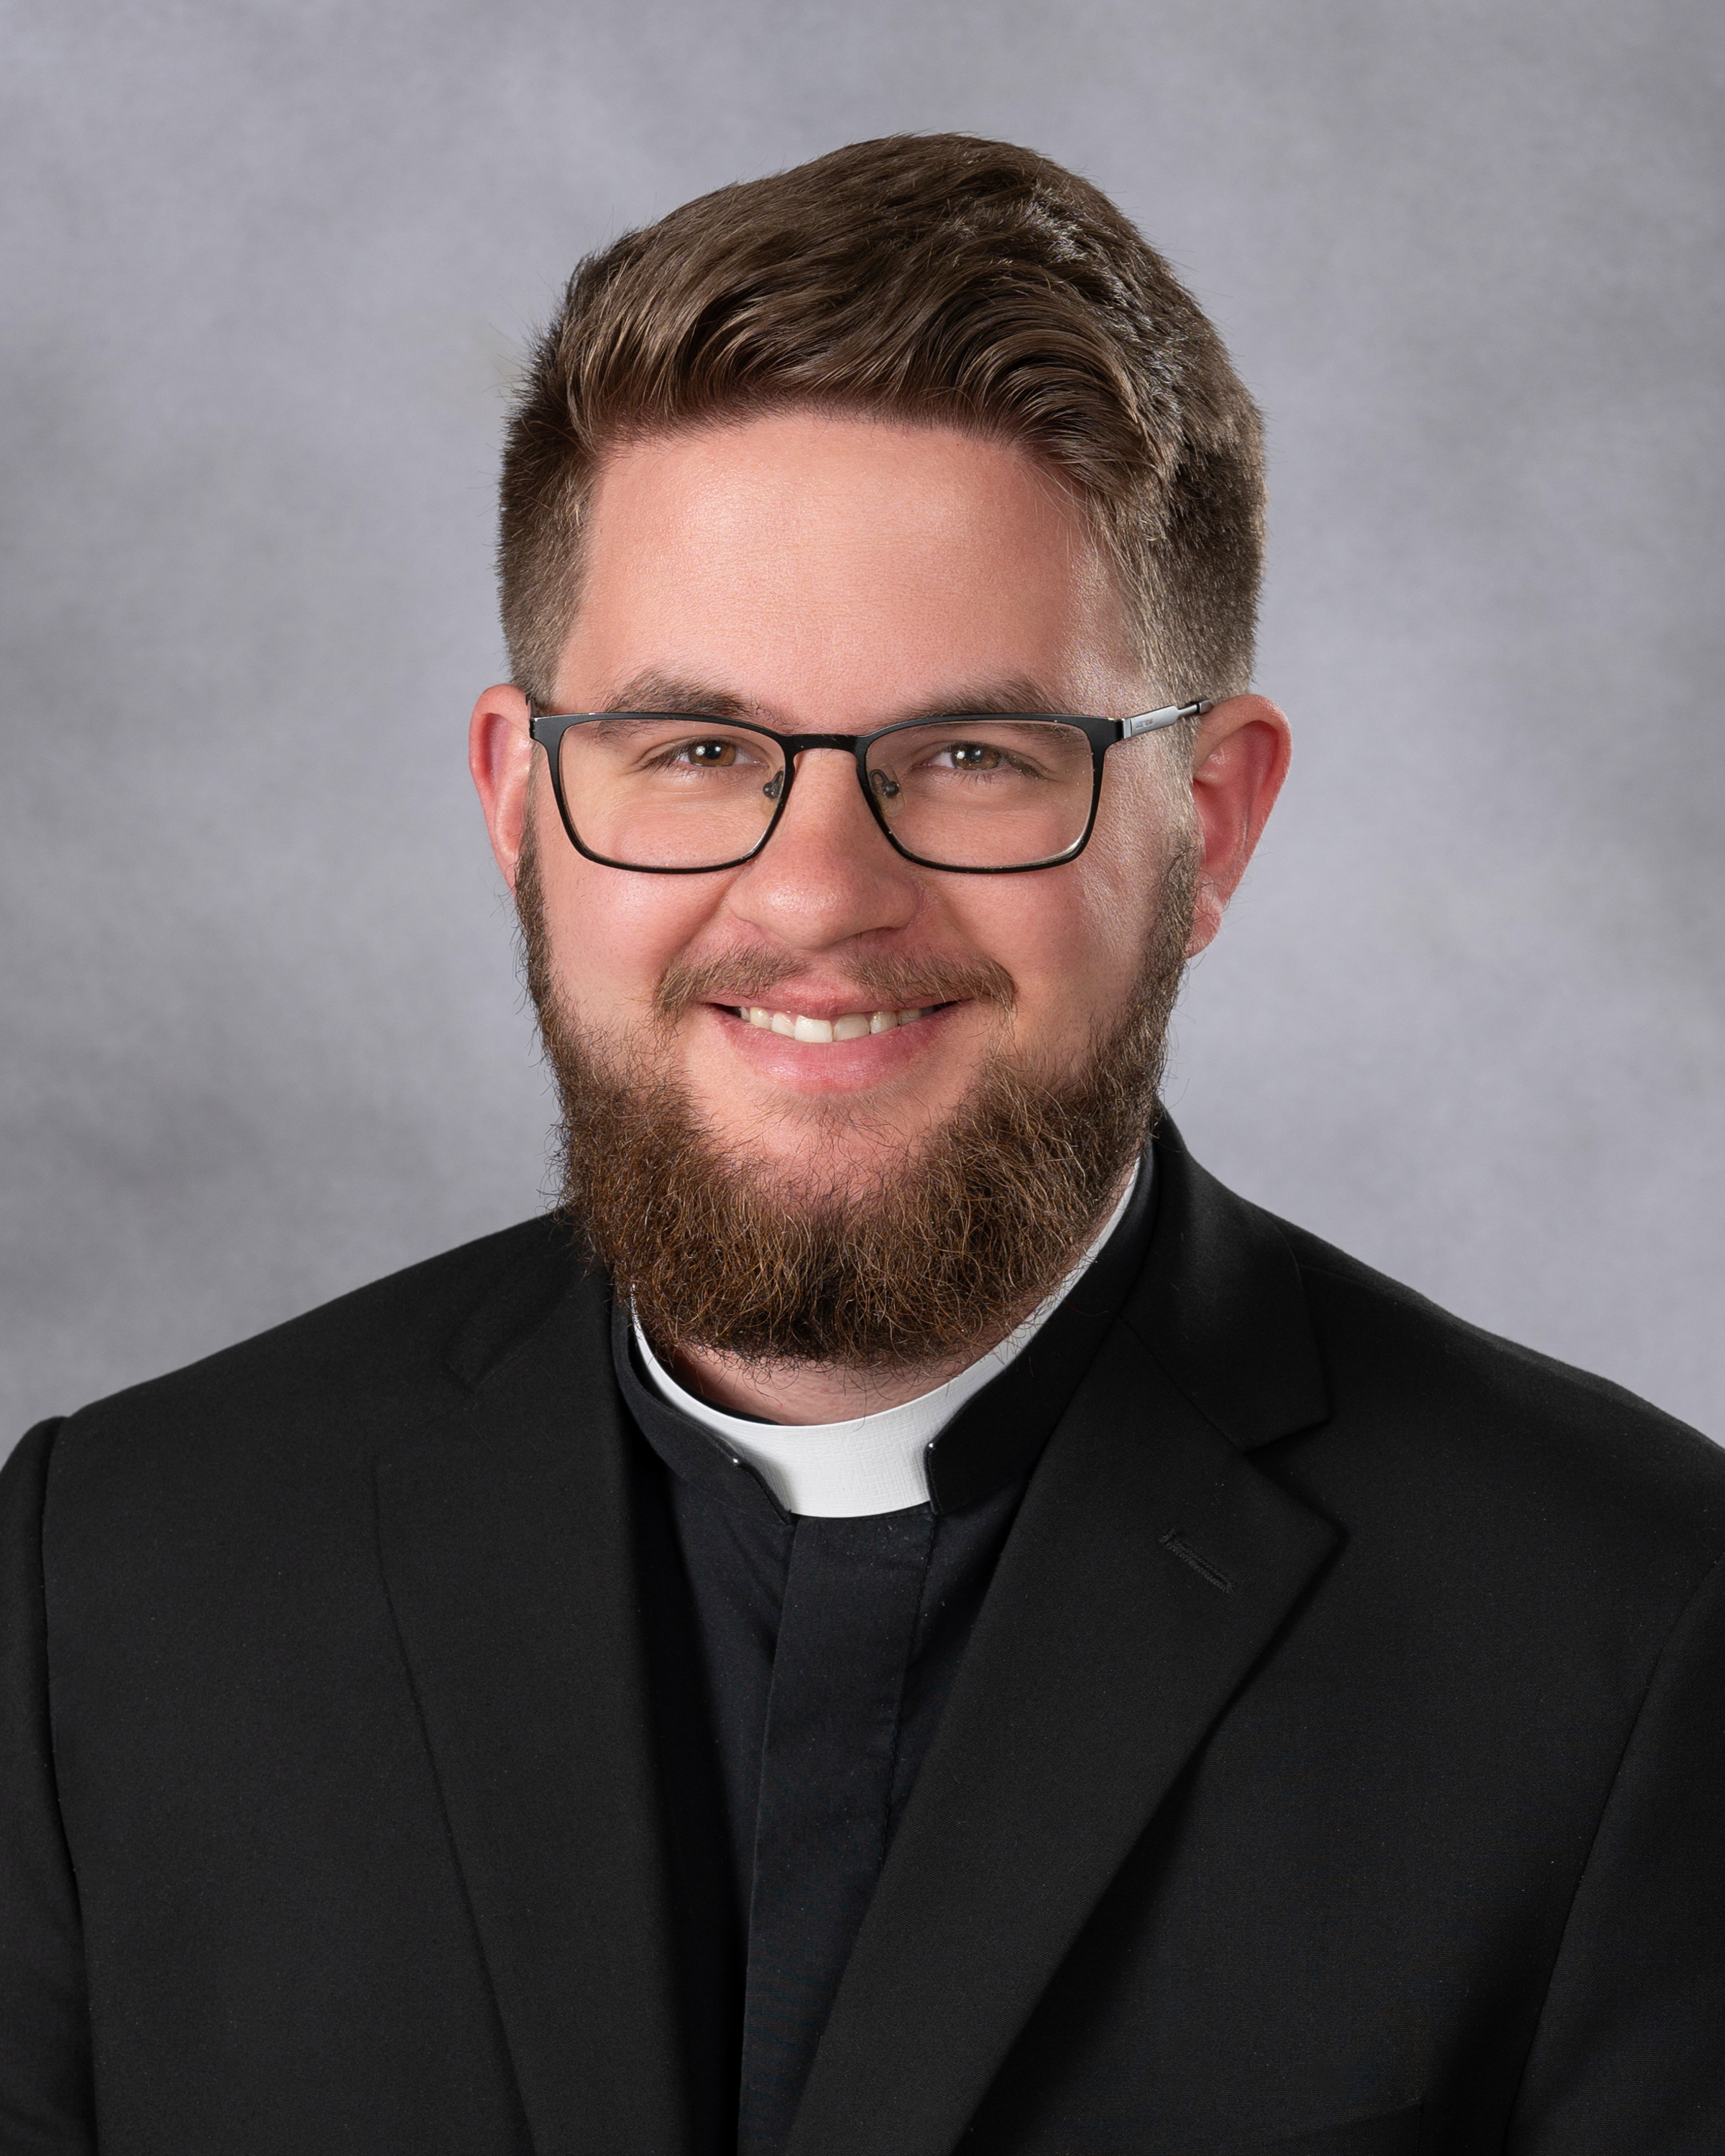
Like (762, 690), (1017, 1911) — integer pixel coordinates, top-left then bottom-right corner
(554, 716), (1096, 871)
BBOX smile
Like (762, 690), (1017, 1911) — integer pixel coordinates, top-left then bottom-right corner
(733, 1005), (934, 1043)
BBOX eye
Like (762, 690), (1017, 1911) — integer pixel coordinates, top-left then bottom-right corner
(939, 742), (1005, 771)
(680, 738), (740, 766)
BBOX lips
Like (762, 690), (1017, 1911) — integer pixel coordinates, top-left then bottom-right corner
(735, 1005), (932, 1042)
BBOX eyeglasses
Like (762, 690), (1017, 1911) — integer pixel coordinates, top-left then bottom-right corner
(528, 700), (1211, 875)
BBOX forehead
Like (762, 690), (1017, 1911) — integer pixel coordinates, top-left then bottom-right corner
(558, 411), (1136, 719)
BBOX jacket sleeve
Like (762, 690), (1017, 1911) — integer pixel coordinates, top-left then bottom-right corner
(1509, 1549), (1725, 2155)
(0, 1421), (96, 2152)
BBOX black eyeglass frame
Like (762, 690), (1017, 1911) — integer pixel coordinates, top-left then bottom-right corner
(528, 699), (1213, 875)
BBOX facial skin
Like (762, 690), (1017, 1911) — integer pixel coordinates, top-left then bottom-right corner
(470, 410), (1289, 1418)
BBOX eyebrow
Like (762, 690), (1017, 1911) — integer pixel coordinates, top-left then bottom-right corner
(594, 668), (1076, 727)
(599, 671), (753, 720)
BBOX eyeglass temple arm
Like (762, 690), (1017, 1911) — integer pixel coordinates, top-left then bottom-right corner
(1119, 698), (1214, 740)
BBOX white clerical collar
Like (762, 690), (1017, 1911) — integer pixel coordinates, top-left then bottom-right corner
(632, 1159), (1146, 1519)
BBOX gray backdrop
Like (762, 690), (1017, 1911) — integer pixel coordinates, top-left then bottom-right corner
(4, 0), (1722, 1452)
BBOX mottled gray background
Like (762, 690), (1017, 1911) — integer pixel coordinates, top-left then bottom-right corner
(4, 0), (1721, 1453)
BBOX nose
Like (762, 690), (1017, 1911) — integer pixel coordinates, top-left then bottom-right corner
(724, 745), (922, 951)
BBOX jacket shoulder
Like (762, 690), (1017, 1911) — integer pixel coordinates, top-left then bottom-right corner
(51, 1214), (592, 1462)
(1269, 1210), (1725, 1550)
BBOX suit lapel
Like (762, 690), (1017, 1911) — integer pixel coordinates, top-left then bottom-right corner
(786, 1130), (1338, 2156)
(374, 1245), (686, 2156)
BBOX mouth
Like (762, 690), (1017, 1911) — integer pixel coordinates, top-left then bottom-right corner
(696, 986), (980, 1098)
(730, 1003), (937, 1044)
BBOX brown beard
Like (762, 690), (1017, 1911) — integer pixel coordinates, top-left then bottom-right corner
(516, 825), (1197, 1373)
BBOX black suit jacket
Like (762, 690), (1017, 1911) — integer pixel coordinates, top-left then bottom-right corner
(4, 1128), (1723, 2155)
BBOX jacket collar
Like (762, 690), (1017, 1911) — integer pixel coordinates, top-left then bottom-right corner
(1125, 1119), (1329, 1452)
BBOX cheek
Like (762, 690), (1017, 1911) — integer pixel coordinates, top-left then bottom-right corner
(946, 868), (1144, 1048)
(980, 775), (1181, 1031)
(1089, 756), (1190, 919)
(533, 806), (724, 1019)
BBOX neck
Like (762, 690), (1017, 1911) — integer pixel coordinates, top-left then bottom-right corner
(666, 1342), (981, 1425)
(661, 1161), (1138, 1425)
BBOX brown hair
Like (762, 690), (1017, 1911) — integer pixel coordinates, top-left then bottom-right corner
(500, 133), (1264, 708)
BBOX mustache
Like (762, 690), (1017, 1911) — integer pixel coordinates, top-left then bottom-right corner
(654, 948), (1016, 1020)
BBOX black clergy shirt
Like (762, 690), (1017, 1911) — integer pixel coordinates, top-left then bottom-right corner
(612, 1159), (1159, 2156)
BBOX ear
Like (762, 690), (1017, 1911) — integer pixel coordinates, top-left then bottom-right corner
(469, 684), (535, 890)
(1184, 694), (1291, 957)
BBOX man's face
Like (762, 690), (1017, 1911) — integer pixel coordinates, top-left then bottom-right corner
(479, 411), (1223, 1202)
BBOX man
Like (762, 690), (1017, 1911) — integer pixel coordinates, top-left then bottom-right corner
(3, 134), (1721, 2156)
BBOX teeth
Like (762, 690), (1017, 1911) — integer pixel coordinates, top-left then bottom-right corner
(737, 1005), (932, 1041)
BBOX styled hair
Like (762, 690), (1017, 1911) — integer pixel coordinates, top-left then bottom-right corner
(500, 133), (1264, 707)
